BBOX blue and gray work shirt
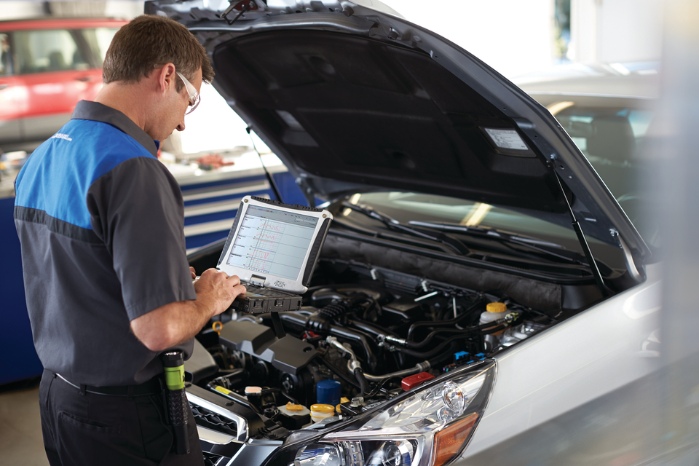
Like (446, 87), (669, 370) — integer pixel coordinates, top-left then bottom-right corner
(14, 100), (195, 386)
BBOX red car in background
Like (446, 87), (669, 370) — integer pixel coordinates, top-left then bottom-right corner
(0, 17), (126, 152)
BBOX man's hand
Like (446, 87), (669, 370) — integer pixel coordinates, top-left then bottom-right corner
(130, 268), (246, 352)
(193, 268), (246, 317)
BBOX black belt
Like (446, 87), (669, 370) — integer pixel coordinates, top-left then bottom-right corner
(55, 372), (163, 397)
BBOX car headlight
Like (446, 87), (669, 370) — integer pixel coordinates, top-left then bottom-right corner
(271, 361), (495, 466)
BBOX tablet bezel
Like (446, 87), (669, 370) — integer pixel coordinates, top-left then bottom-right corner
(216, 196), (333, 293)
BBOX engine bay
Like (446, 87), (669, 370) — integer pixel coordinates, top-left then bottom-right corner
(184, 232), (583, 448)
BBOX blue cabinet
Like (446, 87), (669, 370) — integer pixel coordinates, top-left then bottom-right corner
(1, 196), (43, 385)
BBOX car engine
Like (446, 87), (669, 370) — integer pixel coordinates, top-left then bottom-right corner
(185, 232), (569, 452)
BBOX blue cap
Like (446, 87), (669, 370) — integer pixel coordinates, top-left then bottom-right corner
(316, 379), (342, 406)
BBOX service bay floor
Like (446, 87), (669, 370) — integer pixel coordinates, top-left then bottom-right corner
(0, 378), (48, 466)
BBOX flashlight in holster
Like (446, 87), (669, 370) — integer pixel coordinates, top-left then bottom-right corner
(161, 350), (190, 455)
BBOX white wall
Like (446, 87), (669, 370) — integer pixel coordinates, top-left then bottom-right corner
(382, 0), (556, 78)
(570, 0), (663, 63)
(387, 0), (664, 75)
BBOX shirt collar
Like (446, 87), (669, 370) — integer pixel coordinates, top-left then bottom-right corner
(72, 100), (159, 158)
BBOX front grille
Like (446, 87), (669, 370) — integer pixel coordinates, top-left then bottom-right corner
(190, 402), (238, 437)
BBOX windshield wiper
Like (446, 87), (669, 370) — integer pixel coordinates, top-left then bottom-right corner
(340, 202), (470, 255)
(407, 220), (590, 266)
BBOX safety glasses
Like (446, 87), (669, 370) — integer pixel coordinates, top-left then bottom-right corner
(176, 71), (200, 114)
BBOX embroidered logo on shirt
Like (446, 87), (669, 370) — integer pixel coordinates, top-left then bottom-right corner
(51, 133), (73, 142)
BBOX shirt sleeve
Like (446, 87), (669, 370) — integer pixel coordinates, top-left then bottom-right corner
(88, 156), (196, 321)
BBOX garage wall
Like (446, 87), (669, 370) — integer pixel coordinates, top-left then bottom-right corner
(382, 0), (555, 78)
(570, 0), (663, 63)
(387, 0), (663, 76)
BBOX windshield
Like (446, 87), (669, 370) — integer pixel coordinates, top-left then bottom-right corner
(340, 191), (627, 271)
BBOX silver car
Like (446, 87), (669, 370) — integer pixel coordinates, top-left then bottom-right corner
(145, 1), (674, 464)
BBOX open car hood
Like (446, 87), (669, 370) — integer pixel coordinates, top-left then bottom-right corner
(145, 0), (650, 263)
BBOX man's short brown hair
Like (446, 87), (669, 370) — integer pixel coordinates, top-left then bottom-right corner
(102, 15), (214, 86)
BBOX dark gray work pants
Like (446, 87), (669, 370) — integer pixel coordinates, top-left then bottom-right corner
(39, 370), (203, 466)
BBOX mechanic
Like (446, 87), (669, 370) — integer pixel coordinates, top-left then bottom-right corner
(13, 15), (245, 466)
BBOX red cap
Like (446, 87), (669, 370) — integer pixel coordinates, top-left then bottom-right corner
(401, 372), (435, 391)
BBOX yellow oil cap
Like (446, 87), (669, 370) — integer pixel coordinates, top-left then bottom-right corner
(310, 403), (336, 423)
(486, 302), (507, 313)
(310, 404), (335, 414)
(285, 402), (305, 412)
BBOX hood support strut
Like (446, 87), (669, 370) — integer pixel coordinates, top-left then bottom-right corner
(553, 172), (611, 297)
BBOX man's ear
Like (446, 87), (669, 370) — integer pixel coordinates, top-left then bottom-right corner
(155, 63), (176, 95)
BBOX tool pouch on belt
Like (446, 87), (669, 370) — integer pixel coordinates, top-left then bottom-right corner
(161, 351), (190, 455)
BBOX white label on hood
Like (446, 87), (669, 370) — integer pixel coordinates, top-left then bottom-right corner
(484, 128), (528, 151)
